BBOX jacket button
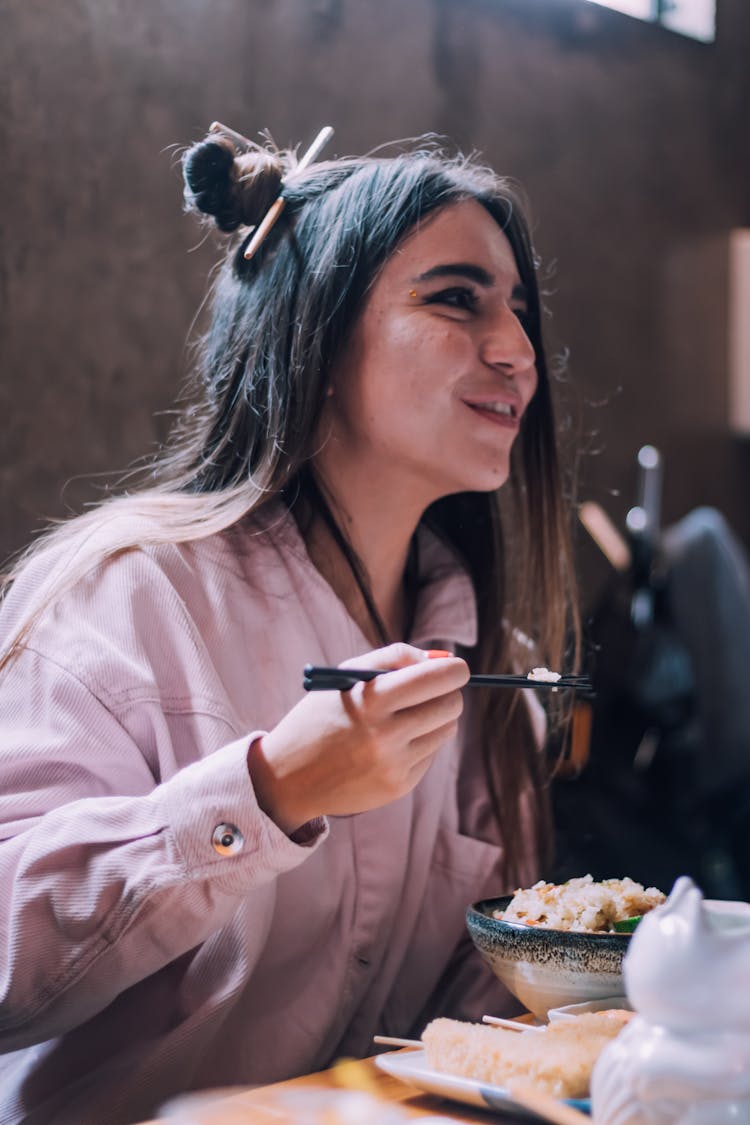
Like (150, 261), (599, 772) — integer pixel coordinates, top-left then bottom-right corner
(212, 823), (244, 856)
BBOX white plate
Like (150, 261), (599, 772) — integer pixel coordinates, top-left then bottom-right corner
(374, 1049), (591, 1119)
(547, 995), (631, 1021)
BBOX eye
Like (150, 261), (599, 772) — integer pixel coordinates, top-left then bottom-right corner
(424, 286), (480, 313)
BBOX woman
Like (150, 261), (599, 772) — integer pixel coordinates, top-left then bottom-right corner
(0, 126), (578, 1123)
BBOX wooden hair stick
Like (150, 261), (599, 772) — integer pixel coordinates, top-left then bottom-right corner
(209, 120), (253, 151)
(243, 125), (334, 260)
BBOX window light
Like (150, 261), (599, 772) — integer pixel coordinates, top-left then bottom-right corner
(582, 0), (716, 42)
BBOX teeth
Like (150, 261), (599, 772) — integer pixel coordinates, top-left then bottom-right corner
(476, 402), (513, 416)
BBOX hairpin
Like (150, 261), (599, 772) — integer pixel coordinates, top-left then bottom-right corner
(237, 125), (335, 261)
(209, 120), (254, 152)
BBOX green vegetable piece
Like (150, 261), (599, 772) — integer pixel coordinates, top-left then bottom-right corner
(613, 915), (642, 933)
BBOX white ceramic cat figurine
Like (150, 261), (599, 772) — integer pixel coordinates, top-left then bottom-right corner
(591, 875), (750, 1124)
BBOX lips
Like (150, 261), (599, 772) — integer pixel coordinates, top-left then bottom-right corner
(463, 396), (521, 427)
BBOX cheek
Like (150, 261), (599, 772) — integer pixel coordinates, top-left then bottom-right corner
(335, 316), (472, 435)
(386, 322), (469, 383)
(377, 312), (464, 355)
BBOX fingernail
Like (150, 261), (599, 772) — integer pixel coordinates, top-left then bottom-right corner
(426, 649), (452, 659)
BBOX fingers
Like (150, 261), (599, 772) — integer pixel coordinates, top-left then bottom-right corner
(368, 713), (461, 807)
(339, 642), (429, 672)
(407, 717), (461, 776)
(337, 662), (464, 786)
(340, 643), (468, 699)
(335, 648), (468, 760)
(256, 645), (467, 827)
(350, 654), (469, 716)
(390, 685), (464, 743)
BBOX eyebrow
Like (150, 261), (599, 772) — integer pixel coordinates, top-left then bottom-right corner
(412, 263), (528, 303)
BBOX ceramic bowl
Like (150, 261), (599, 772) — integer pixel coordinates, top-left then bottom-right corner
(466, 895), (629, 1020)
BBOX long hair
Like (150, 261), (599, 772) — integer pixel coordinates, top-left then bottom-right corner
(1, 132), (579, 883)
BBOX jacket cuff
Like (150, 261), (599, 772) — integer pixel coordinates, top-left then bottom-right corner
(158, 734), (329, 894)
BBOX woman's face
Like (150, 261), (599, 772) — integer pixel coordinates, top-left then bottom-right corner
(317, 199), (538, 511)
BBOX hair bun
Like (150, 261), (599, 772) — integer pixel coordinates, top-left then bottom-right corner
(183, 134), (283, 233)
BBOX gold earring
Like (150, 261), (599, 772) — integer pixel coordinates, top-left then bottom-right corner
(409, 289), (417, 298)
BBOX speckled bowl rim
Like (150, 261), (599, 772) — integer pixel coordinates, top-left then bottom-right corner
(466, 895), (632, 956)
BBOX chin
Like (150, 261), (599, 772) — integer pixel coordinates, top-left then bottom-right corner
(435, 471), (512, 500)
(461, 462), (513, 493)
(415, 454), (513, 504)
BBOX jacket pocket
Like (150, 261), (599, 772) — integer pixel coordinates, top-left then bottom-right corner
(381, 825), (508, 1036)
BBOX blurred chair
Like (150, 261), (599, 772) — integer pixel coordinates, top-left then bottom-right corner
(551, 449), (750, 900)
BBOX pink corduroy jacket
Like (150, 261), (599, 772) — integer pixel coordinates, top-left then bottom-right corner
(0, 502), (535, 1124)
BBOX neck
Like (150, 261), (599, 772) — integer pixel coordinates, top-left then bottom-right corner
(303, 476), (424, 646)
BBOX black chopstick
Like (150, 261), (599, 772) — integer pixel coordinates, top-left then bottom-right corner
(303, 664), (593, 693)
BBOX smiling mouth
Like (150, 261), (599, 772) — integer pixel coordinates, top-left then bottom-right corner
(465, 401), (518, 421)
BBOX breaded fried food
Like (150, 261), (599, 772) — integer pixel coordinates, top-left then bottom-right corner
(422, 1009), (631, 1099)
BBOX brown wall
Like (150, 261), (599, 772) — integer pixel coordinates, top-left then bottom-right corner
(2, 0), (750, 603)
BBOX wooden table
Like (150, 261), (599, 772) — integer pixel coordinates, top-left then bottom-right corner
(139, 1052), (533, 1123)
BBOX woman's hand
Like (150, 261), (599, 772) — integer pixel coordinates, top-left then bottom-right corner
(248, 644), (469, 834)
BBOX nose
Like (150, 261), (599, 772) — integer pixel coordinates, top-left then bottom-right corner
(480, 306), (536, 378)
